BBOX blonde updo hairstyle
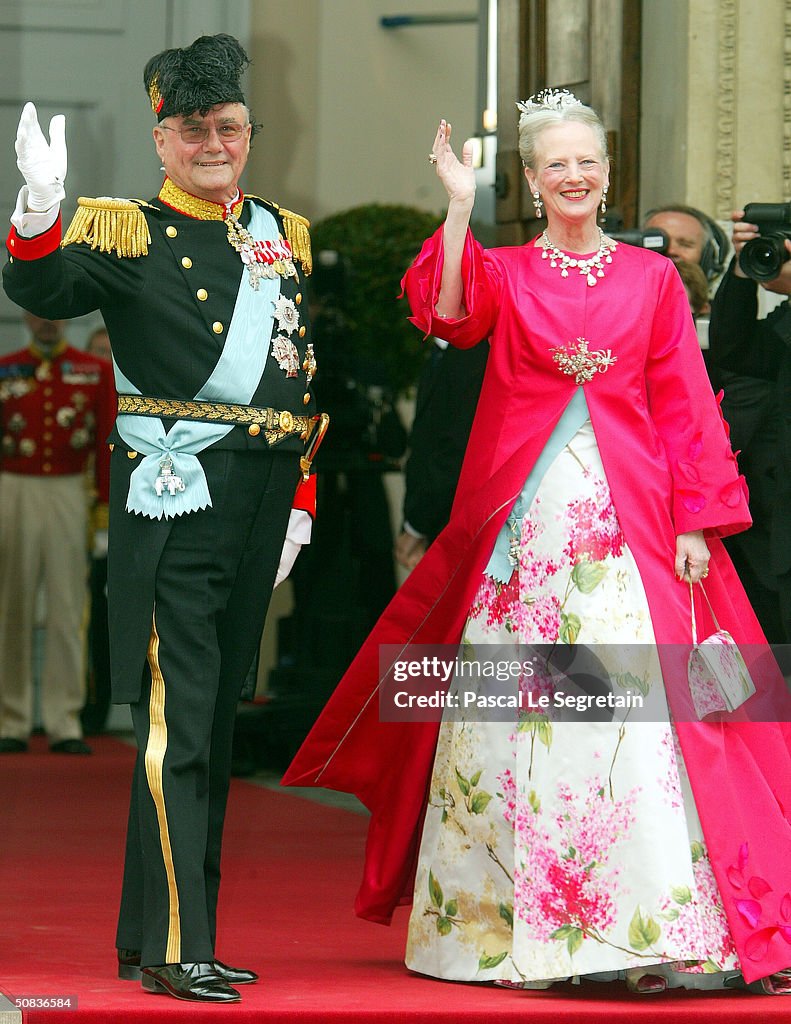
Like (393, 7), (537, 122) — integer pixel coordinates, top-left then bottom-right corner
(517, 95), (608, 172)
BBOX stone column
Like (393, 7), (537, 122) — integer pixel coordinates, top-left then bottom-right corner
(641, 0), (790, 220)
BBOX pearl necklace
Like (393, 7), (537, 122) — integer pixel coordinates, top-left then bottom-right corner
(540, 229), (617, 286)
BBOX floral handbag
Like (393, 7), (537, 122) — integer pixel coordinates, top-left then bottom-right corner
(687, 582), (756, 719)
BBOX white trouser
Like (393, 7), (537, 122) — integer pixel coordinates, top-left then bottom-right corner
(0, 472), (88, 742)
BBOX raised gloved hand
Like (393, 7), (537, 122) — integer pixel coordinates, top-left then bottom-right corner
(15, 102), (67, 212)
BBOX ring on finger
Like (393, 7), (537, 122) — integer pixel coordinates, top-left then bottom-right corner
(429, 153), (437, 164)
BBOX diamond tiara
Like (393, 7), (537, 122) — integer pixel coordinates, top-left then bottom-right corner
(516, 88), (582, 118)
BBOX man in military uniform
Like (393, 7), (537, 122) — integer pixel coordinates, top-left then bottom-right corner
(0, 312), (114, 754)
(4, 34), (322, 1004)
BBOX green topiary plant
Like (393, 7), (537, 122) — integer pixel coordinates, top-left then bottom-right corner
(310, 203), (441, 395)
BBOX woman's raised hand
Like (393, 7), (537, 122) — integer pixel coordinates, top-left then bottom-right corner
(430, 119), (475, 207)
(431, 120), (476, 317)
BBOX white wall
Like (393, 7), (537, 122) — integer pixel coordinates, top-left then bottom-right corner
(640, 0), (788, 220)
(249, 0), (479, 220)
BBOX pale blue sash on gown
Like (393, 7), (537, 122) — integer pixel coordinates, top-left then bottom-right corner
(485, 387), (590, 582)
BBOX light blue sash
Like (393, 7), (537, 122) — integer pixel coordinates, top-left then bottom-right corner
(485, 387), (591, 582)
(113, 204), (281, 519)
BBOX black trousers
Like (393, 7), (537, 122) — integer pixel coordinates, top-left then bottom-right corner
(114, 449), (297, 965)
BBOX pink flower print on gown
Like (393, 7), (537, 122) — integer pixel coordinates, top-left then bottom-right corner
(406, 421), (739, 988)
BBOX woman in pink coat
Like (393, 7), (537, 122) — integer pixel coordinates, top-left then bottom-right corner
(284, 91), (791, 995)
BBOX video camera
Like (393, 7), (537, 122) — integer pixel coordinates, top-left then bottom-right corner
(606, 227), (668, 254)
(738, 202), (791, 282)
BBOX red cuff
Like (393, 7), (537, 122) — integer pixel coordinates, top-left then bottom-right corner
(6, 215), (62, 260)
(293, 473), (317, 518)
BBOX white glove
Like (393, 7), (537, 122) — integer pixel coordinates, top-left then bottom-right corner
(15, 102), (67, 212)
(92, 529), (109, 559)
(274, 509), (312, 588)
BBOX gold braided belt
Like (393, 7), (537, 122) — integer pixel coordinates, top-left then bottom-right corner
(117, 394), (314, 446)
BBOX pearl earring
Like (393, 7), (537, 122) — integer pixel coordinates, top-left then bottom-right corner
(533, 191), (543, 218)
(600, 186), (608, 216)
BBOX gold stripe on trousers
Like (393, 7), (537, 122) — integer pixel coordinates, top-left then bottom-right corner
(144, 611), (181, 963)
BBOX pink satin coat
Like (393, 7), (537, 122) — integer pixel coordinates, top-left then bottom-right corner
(284, 229), (791, 983)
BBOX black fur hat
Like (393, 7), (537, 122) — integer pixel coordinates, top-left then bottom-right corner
(144, 34), (251, 123)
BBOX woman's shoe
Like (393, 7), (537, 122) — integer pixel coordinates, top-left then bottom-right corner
(625, 972), (667, 994)
(753, 970), (791, 995)
(724, 968), (791, 995)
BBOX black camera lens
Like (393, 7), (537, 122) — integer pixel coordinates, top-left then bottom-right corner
(739, 233), (790, 282)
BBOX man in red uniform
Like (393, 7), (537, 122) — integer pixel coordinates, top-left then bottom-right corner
(0, 311), (115, 753)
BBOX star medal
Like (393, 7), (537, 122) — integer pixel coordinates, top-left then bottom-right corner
(271, 336), (300, 378)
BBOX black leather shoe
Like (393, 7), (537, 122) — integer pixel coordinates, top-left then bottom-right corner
(50, 739), (92, 754)
(117, 949), (142, 981)
(0, 738), (28, 753)
(213, 959), (258, 985)
(119, 950), (257, 985)
(141, 963), (241, 1003)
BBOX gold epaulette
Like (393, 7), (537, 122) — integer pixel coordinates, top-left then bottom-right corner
(61, 197), (152, 258)
(247, 195), (312, 275)
(279, 207), (312, 276)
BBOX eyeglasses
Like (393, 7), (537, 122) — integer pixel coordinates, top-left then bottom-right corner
(160, 122), (248, 144)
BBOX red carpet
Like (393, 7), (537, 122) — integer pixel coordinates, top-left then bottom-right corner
(1, 734), (787, 1022)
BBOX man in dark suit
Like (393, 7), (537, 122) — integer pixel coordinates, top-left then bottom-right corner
(709, 211), (791, 643)
(395, 339), (488, 570)
(646, 204), (784, 642)
(4, 34), (321, 1004)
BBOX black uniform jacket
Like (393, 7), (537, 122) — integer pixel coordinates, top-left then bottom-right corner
(3, 188), (315, 700)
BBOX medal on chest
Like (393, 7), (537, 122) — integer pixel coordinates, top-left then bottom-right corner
(158, 179), (300, 290)
(225, 214), (298, 289)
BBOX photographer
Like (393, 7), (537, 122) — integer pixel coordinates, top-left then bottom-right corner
(709, 209), (791, 643)
(643, 204), (783, 643)
(644, 204), (729, 292)
(394, 339), (488, 571)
